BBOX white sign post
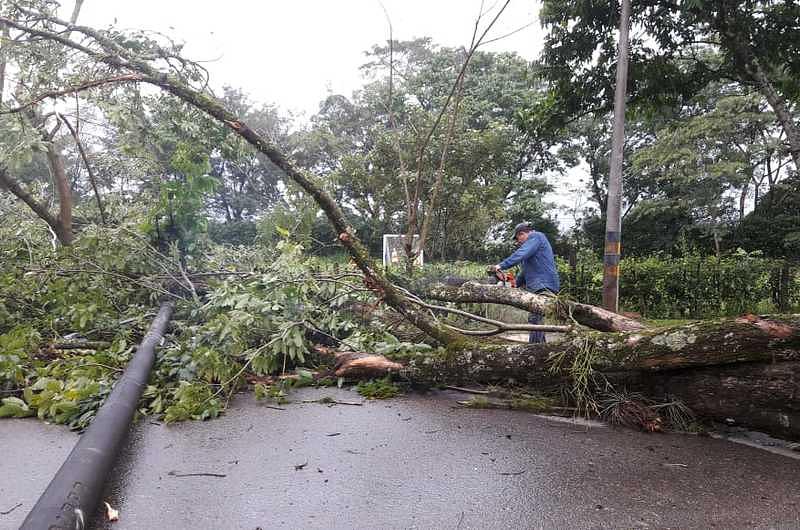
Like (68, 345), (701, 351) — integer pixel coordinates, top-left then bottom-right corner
(382, 234), (423, 268)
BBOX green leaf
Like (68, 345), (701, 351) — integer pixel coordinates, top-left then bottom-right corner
(0, 397), (34, 418)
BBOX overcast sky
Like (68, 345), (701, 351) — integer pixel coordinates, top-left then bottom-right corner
(75, 1), (585, 227)
(79, 1), (544, 118)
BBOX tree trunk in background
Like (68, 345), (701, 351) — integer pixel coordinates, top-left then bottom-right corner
(0, 22), (8, 102)
(742, 56), (800, 169)
(69, 0), (85, 25)
(46, 144), (73, 245)
(716, 9), (800, 169)
(0, 164), (72, 246)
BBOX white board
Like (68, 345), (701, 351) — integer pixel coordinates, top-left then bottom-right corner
(382, 234), (423, 268)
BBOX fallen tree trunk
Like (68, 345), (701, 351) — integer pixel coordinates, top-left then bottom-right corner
(317, 314), (800, 439)
(405, 277), (646, 332)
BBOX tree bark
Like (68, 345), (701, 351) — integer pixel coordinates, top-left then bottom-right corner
(319, 314), (800, 438)
(738, 54), (800, 170)
(0, 21), (8, 103)
(0, 165), (59, 229)
(46, 143), (73, 245)
(631, 360), (800, 439)
(0, 164), (72, 246)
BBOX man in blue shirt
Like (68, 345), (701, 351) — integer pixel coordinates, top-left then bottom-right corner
(493, 222), (560, 343)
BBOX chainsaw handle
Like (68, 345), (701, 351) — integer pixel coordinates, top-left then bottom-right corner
(487, 267), (507, 283)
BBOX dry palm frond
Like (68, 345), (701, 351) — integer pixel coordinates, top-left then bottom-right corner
(600, 390), (663, 432)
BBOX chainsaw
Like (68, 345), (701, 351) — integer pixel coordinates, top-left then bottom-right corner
(486, 267), (516, 287)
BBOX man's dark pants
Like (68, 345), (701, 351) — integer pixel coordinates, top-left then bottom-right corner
(527, 288), (554, 343)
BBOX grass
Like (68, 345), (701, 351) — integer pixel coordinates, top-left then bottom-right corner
(651, 397), (696, 431)
(548, 337), (603, 418)
(644, 318), (696, 328)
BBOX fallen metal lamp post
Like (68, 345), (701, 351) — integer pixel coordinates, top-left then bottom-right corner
(20, 301), (174, 530)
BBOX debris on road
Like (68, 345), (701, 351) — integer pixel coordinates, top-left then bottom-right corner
(104, 501), (119, 522)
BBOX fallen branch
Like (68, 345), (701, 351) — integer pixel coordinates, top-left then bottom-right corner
(313, 347), (404, 379)
(444, 385), (489, 395)
(0, 503), (23, 516)
(410, 278), (646, 332)
(0, 74), (144, 115)
(408, 296), (572, 335)
(50, 340), (110, 350)
(23, 266), (185, 300)
(57, 112), (107, 224)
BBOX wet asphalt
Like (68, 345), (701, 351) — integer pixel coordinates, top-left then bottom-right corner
(2, 387), (800, 530)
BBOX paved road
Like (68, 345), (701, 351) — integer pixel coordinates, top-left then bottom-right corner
(0, 418), (75, 529)
(3, 388), (800, 529)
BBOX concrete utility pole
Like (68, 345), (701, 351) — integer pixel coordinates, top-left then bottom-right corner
(602, 0), (631, 313)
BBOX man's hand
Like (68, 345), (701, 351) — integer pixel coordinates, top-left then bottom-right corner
(486, 264), (501, 274)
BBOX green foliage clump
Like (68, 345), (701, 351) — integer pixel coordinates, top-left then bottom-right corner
(461, 396), (492, 408)
(163, 382), (222, 423)
(0, 205), (167, 428)
(0, 326), (38, 388)
(509, 396), (556, 412)
(0, 397), (34, 418)
(0, 212), (425, 428)
(356, 376), (401, 400)
(459, 395), (555, 412)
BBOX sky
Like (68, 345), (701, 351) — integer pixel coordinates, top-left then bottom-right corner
(79, 0), (544, 118)
(75, 1), (585, 228)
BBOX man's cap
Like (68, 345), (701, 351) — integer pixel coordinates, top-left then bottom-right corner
(512, 222), (534, 238)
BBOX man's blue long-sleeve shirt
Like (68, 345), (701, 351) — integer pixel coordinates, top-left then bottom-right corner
(498, 231), (560, 293)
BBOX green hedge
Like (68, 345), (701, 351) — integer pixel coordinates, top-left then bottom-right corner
(559, 250), (799, 319)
